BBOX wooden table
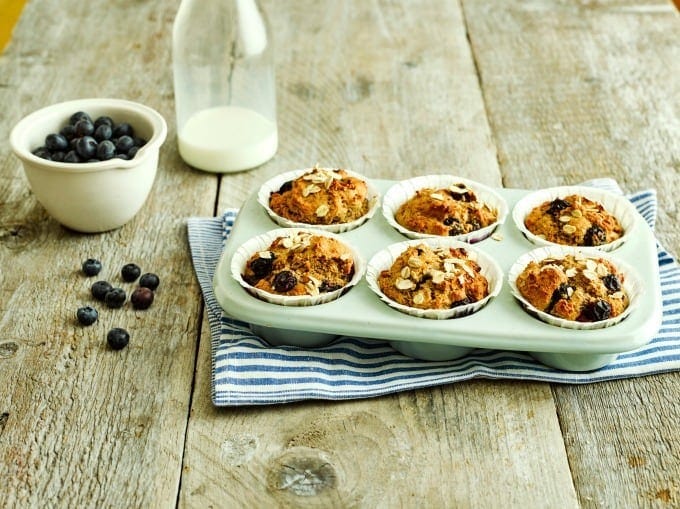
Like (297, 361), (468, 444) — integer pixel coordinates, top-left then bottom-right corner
(1, 1), (678, 507)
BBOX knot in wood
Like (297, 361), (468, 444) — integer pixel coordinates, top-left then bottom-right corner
(0, 342), (19, 359)
(0, 223), (40, 250)
(268, 449), (337, 497)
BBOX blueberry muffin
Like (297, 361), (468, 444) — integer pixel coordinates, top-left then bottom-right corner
(377, 243), (489, 310)
(515, 252), (628, 322)
(241, 231), (355, 297)
(394, 182), (498, 237)
(524, 195), (623, 247)
(268, 167), (370, 225)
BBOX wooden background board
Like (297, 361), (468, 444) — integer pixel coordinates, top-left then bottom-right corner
(0, 0), (677, 507)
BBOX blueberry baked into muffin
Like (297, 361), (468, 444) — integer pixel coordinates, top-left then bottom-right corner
(515, 252), (629, 322)
(394, 182), (498, 237)
(377, 243), (489, 310)
(268, 166), (370, 225)
(242, 231), (355, 297)
(524, 195), (623, 247)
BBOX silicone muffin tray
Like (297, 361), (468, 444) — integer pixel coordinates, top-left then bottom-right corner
(213, 180), (663, 371)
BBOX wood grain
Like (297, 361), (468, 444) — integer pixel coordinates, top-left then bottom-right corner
(0, 0), (678, 507)
(0, 0), (209, 506)
(462, 0), (680, 506)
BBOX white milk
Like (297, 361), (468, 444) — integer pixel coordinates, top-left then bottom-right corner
(178, 106), (277, 172)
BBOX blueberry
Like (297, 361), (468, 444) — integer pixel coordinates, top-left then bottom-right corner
(548, 198), (571, 216)
(94, 116), (114, 128)
(75, 136), (98, 159)
(112, 122), (133, 138)
(249, 257), (274, 278)
(69, 111), (91, 125)
(115, 153), (130, 160)
(273, 270), (297, 292)
(96, 140), (116, 160)
(277, 180), (293, 194)
(115, 135), (135, 154)
(107, 328), (130, 350)
(602, 274), (621, 292)
(60, 124), (76, 139)
(104, 288), (126, 308)
(82, 258), (102, 276)
(548, 283), (572, 312)
(121, 263), (141, 282)
(74, 119), (95, 137)
(63, 150), (81, 163)
(94, 124), (113, 142)
(583, 300), (612, 321)
(139, 273), (160, 291)
(319, 281), (342, 293)
(443, 217), (456, 226)
(127, 146), (139, 159)
(32, 147), (51, 160)
(45, 133), (69, 151)
(76, 306), (98, 326)
(132, 136), (146, 147)
(452, 297), (472, 307)
(584, 225), (607, 246)
(131, 287), (154, 310)
(51, 151), (65, 162)
(91, 280), (113, 301)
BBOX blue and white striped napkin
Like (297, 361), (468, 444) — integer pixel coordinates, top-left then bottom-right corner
(188, 179), (680, 406)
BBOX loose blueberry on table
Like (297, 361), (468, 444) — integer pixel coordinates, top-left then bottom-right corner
(121, 263), (141, 282)
(139, 273), (160, 291)
(107, 328), (130, 350)
(104, 288), (127, 308)
(91, 280), (113, 301)
(131, 287), (154, 310)
(76, 306), (98, 326)
(82, 258), (102, 277)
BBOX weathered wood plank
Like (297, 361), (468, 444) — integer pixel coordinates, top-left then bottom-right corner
(183, 1), (577, 507)
(462, 0), (680, 506)
(0, 0), (210, 506)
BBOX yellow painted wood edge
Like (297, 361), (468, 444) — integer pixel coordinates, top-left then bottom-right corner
(0, 0), (27, 52)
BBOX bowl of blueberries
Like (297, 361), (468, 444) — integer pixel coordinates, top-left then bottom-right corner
(10, 98), (167, 233)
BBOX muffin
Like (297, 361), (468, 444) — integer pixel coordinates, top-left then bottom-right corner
(382, 175), (508, 242)
(366, 238), (503, 319)
(512, 186), (638, 251)
(523, 195), (623, 247)
(514, 252), (630, 323)
(262, 166), (377, 231)
(231, 228), (367, 308)
(378, 243), (489, 309)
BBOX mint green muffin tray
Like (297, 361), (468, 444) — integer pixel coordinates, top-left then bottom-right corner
(213, 180), (662, 371)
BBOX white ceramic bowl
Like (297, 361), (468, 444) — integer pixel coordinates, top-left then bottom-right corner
(10, 98), (168, 233)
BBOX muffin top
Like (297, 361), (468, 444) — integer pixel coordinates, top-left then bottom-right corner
(241, 231), (355, 297)
(394, 182), (498, 237)
(515, 252), (628, 322)
(523, 194), (623, 247)
(268, 167), (370, 225)
(377, 243), (489, 310)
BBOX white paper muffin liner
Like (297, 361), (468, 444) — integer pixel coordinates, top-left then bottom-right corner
(257, 167), (381, 233)
(381, 175), (509, 243)
(231, 227), (366, 307)
(512, 185), (639, 252)
(507, 246), (644, 330)
(365, 237), (504, 320)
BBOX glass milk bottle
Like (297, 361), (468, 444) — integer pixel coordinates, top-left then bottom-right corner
(172, 0), (277, 173)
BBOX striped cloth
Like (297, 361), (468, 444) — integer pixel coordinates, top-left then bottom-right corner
(187, 179), (680, 406)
